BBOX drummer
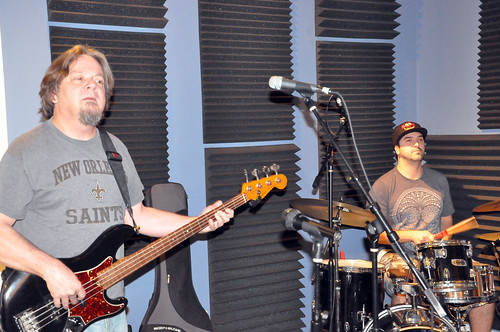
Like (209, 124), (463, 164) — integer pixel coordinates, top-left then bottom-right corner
(370, 121), (495, 332)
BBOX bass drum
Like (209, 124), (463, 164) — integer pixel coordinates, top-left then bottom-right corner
(363, 305), (453, 332)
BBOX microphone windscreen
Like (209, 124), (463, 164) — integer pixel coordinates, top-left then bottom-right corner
(281, 208), (301, 231)
(268, 76), (282, 90)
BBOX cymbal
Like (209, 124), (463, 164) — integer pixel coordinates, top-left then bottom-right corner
(475, 232), (500, 242)
(290, 198), (376, 228)
(473, 200), (500, 213)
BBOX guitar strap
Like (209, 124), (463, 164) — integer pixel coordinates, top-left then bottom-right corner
(98, 127), (140, 234)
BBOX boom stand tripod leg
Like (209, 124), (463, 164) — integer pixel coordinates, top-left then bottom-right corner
(299, 91), (458, 332)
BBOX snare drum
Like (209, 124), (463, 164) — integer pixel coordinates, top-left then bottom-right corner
(439, 263), (497, 305)
(416, 240), (475, 293)
(319, 259), (383, 331)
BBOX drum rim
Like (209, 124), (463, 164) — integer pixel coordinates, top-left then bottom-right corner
(363, 304), (448, 331)
(320, 258), (383, 269)
(416, 239), (470, 249)
(432, 280), (476, 291)
(438, 290), (498, 304)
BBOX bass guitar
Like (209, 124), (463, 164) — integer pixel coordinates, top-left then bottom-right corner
(0, 169), (287, 332)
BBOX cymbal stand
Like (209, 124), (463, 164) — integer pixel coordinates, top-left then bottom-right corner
(311, 111), (343, 332)
(326, 209), (342, 332)
(365, 223), (380, 331)
(319, 142), (342, 332)
(309, 221), (341, 332)
(311, 237), (325, 332)
(298, 91), (458, 332)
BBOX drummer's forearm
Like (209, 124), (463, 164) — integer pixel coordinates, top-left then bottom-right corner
(379, 231), (390, 245)
(380, 230), (431, 245)
(379, 230), (413, 244)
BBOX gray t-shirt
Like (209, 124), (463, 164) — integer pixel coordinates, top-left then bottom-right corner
(0, 119), (144, 296)
(371, 166), (455, 254)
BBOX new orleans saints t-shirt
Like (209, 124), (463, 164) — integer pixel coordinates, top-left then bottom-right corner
(0, 119), (144, 297)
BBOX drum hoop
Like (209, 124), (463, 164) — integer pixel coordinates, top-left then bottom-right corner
(416, 239), (470, 250)
(339, 266), (383, 274)
(320, 259), (383, 270)
(363, 305), (447, 331)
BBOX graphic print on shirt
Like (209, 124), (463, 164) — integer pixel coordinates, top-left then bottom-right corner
(391, 187), (443, 232)
(91, 181), (106, 201)
(49, 159), (122, 225)
(52, 159), (113, 186)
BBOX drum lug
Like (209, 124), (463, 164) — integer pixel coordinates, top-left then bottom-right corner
(443, 268), (450, 279)
(422, 257), (435, 269)
(470, 268), (476, 279)
(434, 247), (447, 259)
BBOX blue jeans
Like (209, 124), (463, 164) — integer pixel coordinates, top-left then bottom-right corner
(85, 311), (128, 332)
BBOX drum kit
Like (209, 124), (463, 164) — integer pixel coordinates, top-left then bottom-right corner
(290, 198), (500, 332)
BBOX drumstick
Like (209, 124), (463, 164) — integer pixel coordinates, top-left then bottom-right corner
(433, 216), (479, 239)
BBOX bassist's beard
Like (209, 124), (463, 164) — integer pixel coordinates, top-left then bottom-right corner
(79, 104), (103, 126)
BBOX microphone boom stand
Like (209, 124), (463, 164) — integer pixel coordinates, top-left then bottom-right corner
(299, 91), (457, 332)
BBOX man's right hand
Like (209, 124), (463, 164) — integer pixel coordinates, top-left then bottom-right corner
(42, 259), (86, 309)
(0, 214), (86, 309)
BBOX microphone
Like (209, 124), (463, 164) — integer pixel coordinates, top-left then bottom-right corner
(282, 208), (326, 263)
(282, 208), (336, 238)
(282, 208), (323, 238)
(268, 76), (334, 95)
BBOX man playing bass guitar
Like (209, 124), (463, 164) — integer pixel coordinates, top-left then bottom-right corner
(0, 45), (234, 332)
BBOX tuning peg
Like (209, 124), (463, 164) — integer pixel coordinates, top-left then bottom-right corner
(243, 169), (249, 183)
(251, 168), (260, 180)
(270, 164), (280, 175)
(262, 166), (270, 177)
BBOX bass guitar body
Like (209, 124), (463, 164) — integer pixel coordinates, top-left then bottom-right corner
(0, 224), (135, 332)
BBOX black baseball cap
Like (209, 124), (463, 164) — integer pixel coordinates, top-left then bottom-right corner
(392, 121), (428, 147)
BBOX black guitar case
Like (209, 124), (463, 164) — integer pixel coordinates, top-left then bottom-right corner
(139, 182), (213, 332)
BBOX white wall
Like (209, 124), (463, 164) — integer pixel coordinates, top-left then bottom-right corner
(289, 0), (320, 326)
(394, 0), (490, 136)
(393, 0), (419, 125)
(0, 0), (50, 141)
(416, 0), (487, 135)
(162, 0), (211, 312)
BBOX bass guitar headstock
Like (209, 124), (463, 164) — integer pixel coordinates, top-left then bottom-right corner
(241, 164), (287, 205)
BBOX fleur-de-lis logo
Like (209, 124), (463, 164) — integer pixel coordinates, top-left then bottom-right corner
(91, 182), (106, 201)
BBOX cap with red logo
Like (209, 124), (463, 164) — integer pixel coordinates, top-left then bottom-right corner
(392, 121), (428, 147)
